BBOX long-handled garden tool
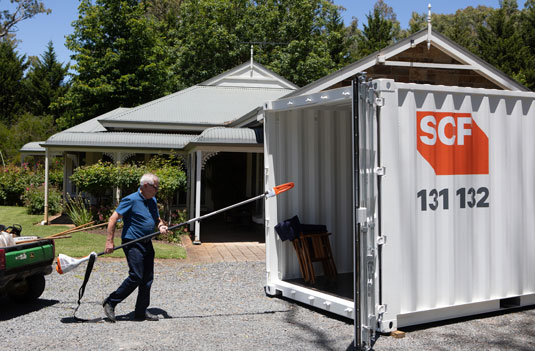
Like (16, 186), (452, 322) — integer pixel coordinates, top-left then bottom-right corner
(56, 182), (294, 319)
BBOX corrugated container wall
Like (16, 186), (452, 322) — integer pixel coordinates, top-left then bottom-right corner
(377, 80), (535, 328)
(264, 104), (354, 277)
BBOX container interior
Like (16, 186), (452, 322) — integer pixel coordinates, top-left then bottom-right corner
(265, 100), (354, 299)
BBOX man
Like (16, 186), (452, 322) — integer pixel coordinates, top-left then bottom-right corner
(102, 173), (168, 322)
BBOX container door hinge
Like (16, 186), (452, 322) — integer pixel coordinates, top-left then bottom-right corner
(375, 97), (385, 107)
(376, 304), (387, 315)
(376, 235), (387, 246)
(357, 208), (367, 224)
(375, 167), (386, 176)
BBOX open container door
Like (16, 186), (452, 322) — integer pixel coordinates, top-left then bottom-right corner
(353, 77), (382, 350)
(263, 86), (356, 317)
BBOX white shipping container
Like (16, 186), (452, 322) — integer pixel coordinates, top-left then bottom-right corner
(263, 79), (535, 349)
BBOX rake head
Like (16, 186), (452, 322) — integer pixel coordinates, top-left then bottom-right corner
(56, 253), (97, 274)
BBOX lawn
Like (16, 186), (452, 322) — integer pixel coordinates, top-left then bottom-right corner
(0, 206), (186, 259)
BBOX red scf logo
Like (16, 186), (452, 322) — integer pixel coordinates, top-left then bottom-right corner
(417, 111), (488, 175)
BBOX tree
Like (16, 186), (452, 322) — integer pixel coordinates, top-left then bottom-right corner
(476, 0), (530, 83)
(157, 0), (349, 88)
(355, 4), (395, 58)
(9, 113), (56, 153)
(0, 40), (28, 125)
(0, 113), (56, 162)
(432, 6), (494, 55)
(25, 41), (69, 120)
(161, 0), (250, 88)
(345, 17), (361, 60)
(251, 0), (350, 86)
(143, 0), (183, 22)
(59, 0), (171, 128)
(0, 0), (50, 39)
(520, 0), (535, 89)
(407, 11), (427, 34)
(373, 0), (404, 40)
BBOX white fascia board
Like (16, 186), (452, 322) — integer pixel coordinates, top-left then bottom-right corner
(381, 34), (428, 60)
(100, 121), (220, 132)
(383, 61), (476, 70)
(185, 144), (263, 153)
(298, 59), (376, 96)
(203, 62), (297, 90)
(227, 106), (262, 127)
(252, 66), (297, 89)
(43, 144), (188, 154)
(429, 36), (524, 91)
(297, 35), (428, 96)
(265, 86), (353, 112)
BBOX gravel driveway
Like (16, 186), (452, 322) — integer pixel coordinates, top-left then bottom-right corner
(1, 259), (534, 350)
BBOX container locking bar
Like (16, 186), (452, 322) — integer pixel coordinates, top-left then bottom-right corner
(357, 208), (367, 224)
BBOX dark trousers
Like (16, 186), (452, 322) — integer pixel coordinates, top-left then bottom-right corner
(107, 240), (155, 316)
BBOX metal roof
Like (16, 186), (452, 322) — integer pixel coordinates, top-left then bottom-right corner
(44, 132), (196, 150)
(190, 127), (260, 145)
(20, 141), (46, 153)
(62, 107), (130, 133)
(99, 86), (293, 130)
(40, 62), (297, 152)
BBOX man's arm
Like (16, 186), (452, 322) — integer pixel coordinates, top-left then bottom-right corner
(105, 211), (122, 254)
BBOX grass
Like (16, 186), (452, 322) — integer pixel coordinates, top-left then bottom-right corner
(0, 206), (186, 259)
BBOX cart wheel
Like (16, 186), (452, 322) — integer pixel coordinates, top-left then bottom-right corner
(8, 274), (46, 302)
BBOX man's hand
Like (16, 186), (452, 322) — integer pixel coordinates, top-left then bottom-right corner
(159, 225), (169, 234)
(105, 240), (114, 254)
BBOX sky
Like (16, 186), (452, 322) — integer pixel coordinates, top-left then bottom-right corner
(7, 0), (502, 66)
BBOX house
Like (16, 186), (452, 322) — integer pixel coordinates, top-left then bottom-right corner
(35, 60), (297, 243)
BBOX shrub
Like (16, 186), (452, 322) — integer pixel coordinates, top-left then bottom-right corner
(70, 155), (187, 221)
(22, 185), (62, 215)
(115, 163), (145, 194)
(70, 161), (116, 202)
(49, 168), (64, 190)
(0, 161), (63, 206)
(157, 208), (188, 244)
(64, 194), (93, 226)
(0, 164), (42, 206)
(147, 155), (187, 221)
(91, 203), (114, 223)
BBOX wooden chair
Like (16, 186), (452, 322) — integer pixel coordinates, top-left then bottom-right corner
(292, 230), (337, 284)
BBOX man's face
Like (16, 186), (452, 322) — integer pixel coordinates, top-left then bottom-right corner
(142, 181), (159, 198)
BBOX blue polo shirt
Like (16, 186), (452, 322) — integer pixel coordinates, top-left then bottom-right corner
(116, 189), (160, 240)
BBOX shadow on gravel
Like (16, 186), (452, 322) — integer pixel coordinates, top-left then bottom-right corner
(343, 305), (535, 351)
(60, 316), (104, 323)
(59, 306), (291, 323)
(398, 305), (535, 333)
(138, 307), (292, 320)
(0, 297), (59, 321)
(283, 305), (341, 351)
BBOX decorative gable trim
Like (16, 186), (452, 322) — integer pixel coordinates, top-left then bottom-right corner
(200, 60), (297, 90)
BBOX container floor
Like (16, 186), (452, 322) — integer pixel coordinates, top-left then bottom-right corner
(285, 272), (354, 301)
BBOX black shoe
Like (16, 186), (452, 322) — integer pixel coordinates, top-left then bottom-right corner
(102, 299), (116, 323)
(135, 311), (159, 321)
